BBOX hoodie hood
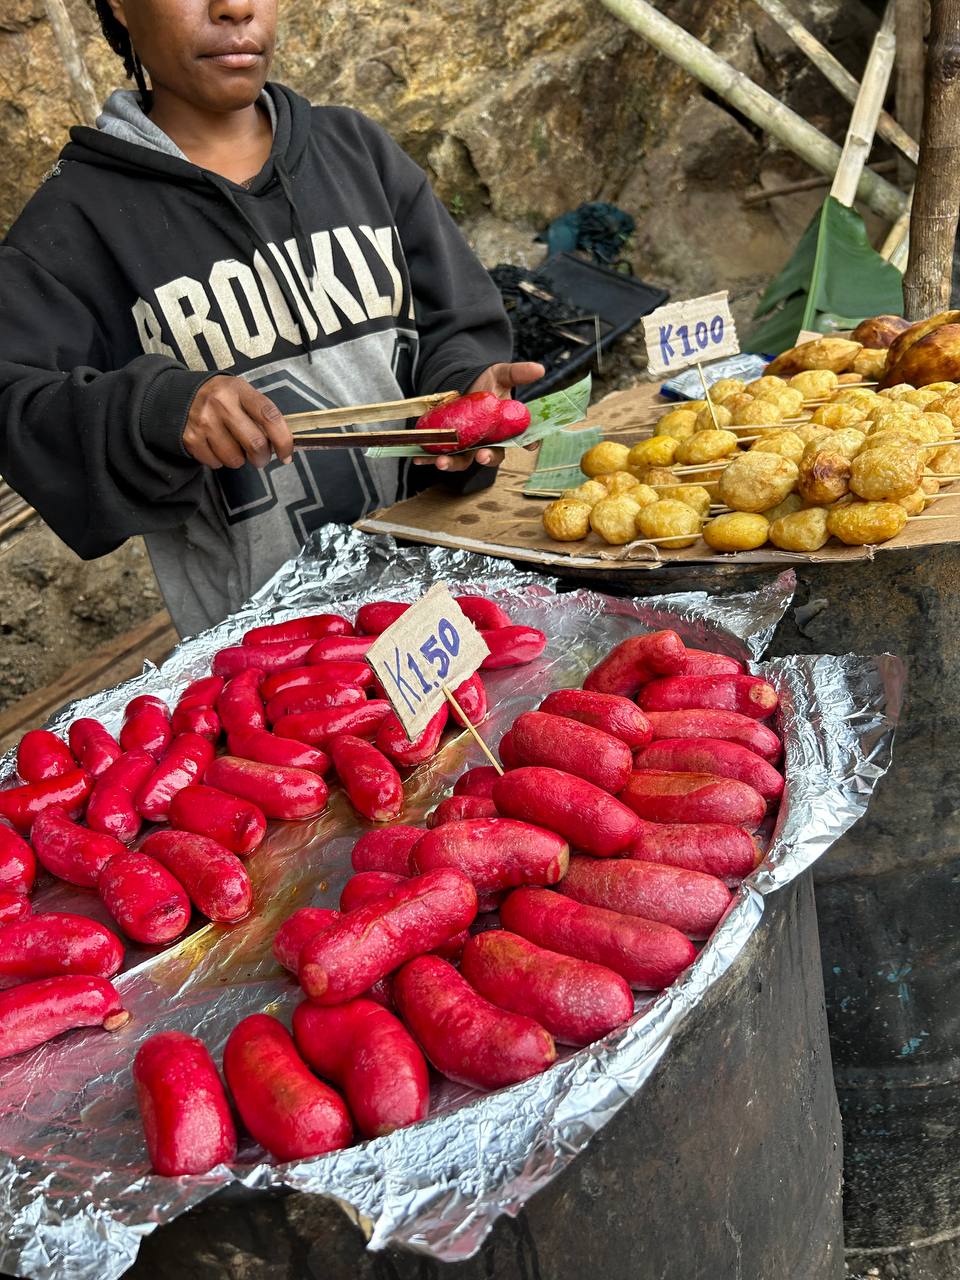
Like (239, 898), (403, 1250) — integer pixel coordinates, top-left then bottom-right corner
(95, 88), (278, 163)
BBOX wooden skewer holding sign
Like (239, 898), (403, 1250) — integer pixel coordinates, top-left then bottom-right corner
(440, 686), (504, 775)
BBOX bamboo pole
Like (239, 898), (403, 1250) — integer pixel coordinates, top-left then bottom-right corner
(903, 0), (960, 317)
(743, 160), (897, 205)
(597, 0), (908, 222)
(829, 1), (898, 207)
(42, 0), (100, 126)
(752, 0), (920, 164)
(895, 0), (927, 184)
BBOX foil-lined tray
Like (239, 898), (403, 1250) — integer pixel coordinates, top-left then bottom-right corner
(0, 527), (903, 1280)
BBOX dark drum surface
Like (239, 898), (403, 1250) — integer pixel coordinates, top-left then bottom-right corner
(123, 876), (840, 1280)
(555, 544), (960, 1279)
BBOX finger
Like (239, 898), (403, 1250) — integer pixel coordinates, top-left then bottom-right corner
(182, 432), (223, 470)
(433, 452), (474, 472)
(505, 362), (545, 387)
(238, 382), (294, 464)
(203, 422), (248, 470)
(475, 447), (505, 468)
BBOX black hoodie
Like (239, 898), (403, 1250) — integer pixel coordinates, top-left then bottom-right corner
(0, 84), (512, 634)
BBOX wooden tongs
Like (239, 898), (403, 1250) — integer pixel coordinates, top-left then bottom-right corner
(289, 391), (460, 449)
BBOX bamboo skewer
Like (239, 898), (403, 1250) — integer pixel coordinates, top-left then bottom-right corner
(288, 391), (459, 435)
(441, 685), (503, 775)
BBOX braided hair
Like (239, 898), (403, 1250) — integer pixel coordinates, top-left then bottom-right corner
(86, 0), (151, 104)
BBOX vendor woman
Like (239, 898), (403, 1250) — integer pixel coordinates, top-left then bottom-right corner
(0, 0), (541, 636)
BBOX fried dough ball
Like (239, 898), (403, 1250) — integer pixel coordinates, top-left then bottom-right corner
(923, 382), (958, 395)
(869, 414), (949, 447)
(628, 437), (678, 471)
(897, 488), (927, 516)
(793, 424), (834, 448)
(921, 473), (941, 495)
(580, 441), (630, 477)
(729, 399), (784, 428)
(929, 395), (960, 431)
(850, 444), (923, 501)
(746, 375), (786, 395)
(708, 378), (746, 404)
(722, 392), (757, 418)
(703, 512), (770, 552)
(753, 386), (805, 417)
(543, 499), (591, 541)
(829, 428), (867, 460)
(656, 485), (712, 518)
(867, 400), (921, 427)
(636, 500), (702, 548)
(655, 408), (699, 442)
(811, 403), (868, 429)
(927, 443), (960, 475)
(834, 387), (879, 409)
(694, 403), (733, 433)
(675, 429), (740, 465)
(562, 480), (608, 506)
(878, 383), (916, 401)
(826, 501), (908, 545)
(590, 496), (643, 545)
(903, 388), (944, 409)
(750, 430), (804, 465)
(718, 452), (799, 513)
(798, 445), (852, 505)
(768, 507), (830, 552)
(762, 493), (804, 522)
(788, 370), (839, 399)
(852, 348), (887, 380)
(770, 337), (861, 375)
(599, 470), (640, 497)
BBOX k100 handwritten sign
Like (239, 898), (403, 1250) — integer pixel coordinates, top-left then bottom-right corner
(642, 291), (740, 378)
(365, 584), (490, 740)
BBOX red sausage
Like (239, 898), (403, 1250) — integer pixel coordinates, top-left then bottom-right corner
(501, 887), (696, 990)
(0, 912), (123, 981)
(204, 756), (329, 821)
(411, 818), (570, 896)
(135, 733), (216, 823)
(0, 892), (30, 925)
(621, 770), (767, 831)
(169, 784), (267, 856)
(31, 807), (126, 887)
(583, 630), (687, 698)
(627, 819), (763, 881)
(119, 696), (172, 759)
(426, 795), (498, 826)
(455, 595), (512, 630)
(273, 907), (341, 973)
(293, 998), (429, 1137)
(375, 706), (448, 768)
(511, 711), (633, 794)
(265, 683), (363, 724)
(638, 675), (779, 721)
(0, 823), (35, 893)
(460, 930), (633, 1047)
(355, 601), (409, 634)
(173, 676), (224, 711)
(682, 649), (745, 677)
(479, 625), (546, 670)
(644, 708), (782, 762)
(417, 392), (504, 453)
(539, 689), (653, 751)
(211, 639), (317, 678)
(17, 730), (76, 783)
(351, 825), (422, 875)
(217, 669), (267, 737)
(330, 735), (404, 822)
(171, 677), (224, 740)
(307, 636), (376, 664)
(140, 831), (253, 924)
(98, 851), (192, 945)
(634, 738), (784, 802)
(447, 673), (489, 728)
(393, 954), (556, 1089)
(339, 870), (407, 913)
(134, 1031), (237, 1175)
(0, 769), (93, 835)
(227, 730), (331, 776)
(491, 767), (640, 858)
(560, 855), (732, 940)
(86, 750), (155, 843)
(298, 868), (478, 1004)
(0, 975), (128, 1059)
(273, 701), (391, 750)
(499, 730), (520, 769)
(68, 719), (123, 778)
(223, 1014), (352, 1161)
(242, 613), (354, 646)
(453, 767), (500, 799)
(260, 662), (376, 701)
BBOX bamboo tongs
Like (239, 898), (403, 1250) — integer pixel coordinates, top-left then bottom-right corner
(289, 391), (460, 449)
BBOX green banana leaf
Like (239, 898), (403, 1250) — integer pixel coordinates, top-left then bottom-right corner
(745, 196), (903, 354)
(366, 374), (591, 458)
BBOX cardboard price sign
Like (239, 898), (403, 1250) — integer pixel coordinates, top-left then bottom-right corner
(365, 584), (490, 740)
(642, 291), (740, 378)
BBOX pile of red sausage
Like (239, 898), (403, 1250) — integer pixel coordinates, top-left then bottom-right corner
(0, 604), (783, 1181)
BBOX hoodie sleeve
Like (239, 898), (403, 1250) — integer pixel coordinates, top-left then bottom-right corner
(351, 113), (514, 395)
(0, 245), (215, 559)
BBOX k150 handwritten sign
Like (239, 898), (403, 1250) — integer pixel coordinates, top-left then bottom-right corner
(365, 584), (490, 740)
(642, 291), (740, 378)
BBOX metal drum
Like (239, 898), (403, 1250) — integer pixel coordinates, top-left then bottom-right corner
(126, 876), (841, 1280)
(557, 542), (960, 1278)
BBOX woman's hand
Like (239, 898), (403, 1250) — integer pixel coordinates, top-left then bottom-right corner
(413, 361), (545, 472)
(183, 376), (294, 469)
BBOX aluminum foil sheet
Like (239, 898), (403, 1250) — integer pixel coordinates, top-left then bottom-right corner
(0, 526), (902, 1280)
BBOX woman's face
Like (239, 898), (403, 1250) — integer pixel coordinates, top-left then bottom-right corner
(110, 0), (277, 112)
